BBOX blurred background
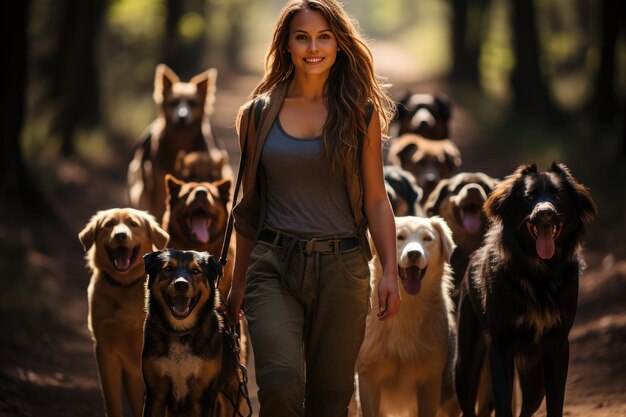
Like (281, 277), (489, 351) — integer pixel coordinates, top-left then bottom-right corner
(1, 0), (625, 415)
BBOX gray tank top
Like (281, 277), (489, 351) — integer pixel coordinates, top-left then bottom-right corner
(261, 119), (355, 238)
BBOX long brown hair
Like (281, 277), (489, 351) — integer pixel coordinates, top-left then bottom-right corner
(252, 0), (395, 170)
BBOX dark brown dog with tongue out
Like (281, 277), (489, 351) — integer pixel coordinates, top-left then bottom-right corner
(454, 162), (597, 417)
(161, 174), (232, 299)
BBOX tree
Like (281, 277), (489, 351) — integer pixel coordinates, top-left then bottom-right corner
(595, 0), (624, 123)
(451, 0), (488, 88)
(1, 0), (44, 207)
(50, 0), (107, 156)
(510, 0), (556, 116)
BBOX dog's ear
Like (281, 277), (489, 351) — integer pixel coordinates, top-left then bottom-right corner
(443, 142), (462, 171)
(550, 162), (598, 224)
(214, 178), (232, 205)
(165, 174), (184, 200)
(190, 68), (217, 116)
(424, 178), (450, 216)
(153, 64), (179, 104)
(78, 213), (101, 251)
(486, 163), (536, 220)
(199, 253), (222, 282)
(389, 137), (418, 166)
(430, 216), (456, 263)
(174, 150), (187, 174)
(144, 250), (167, 278)
(146, 215), (169, 250)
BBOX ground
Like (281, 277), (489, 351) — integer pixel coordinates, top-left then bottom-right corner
(0, 70), (625, 417)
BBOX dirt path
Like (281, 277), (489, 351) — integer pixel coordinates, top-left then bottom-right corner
(1, 69), (625, 417)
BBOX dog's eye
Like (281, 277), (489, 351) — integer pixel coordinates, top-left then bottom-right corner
(192, 268), (202, 275)
(397, 235), (406, 241)
(525, 195), (535, 201)
(163, 265), (173, 272)
(554, 192), (562, 201)
(129, 220), (139, 227)
(423, 235), (433, 242)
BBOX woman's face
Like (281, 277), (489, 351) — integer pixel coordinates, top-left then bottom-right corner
(287, 9), (339, 78)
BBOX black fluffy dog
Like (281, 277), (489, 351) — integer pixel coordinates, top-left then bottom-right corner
(455, 162), (597, 417)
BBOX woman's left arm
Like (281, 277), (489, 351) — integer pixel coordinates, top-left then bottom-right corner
(360, 112), (401, 320)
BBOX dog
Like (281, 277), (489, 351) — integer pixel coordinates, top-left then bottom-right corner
(394, 92), (452, 139)
(78, 208), (169, 417)
(424, 171), (499, 303)
(161, 174), (233, 298)
(355, 216), (458, 417)
(384, 165), (424, 217)
(142, 249), (246, 417)
(174, 149), (233, 183)
(455, 162), (597, 417)
(127, 63), (224, 221)
(388, 134), (462, 203)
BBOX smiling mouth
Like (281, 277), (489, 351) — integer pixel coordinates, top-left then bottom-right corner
(185, 207), (212, 243)
(398, 265), (427, 295)
(304, 57), (323, 63)
(525, 222), (563, 260)
(105, 245), (140, 271)
(167, 293), (201, 319)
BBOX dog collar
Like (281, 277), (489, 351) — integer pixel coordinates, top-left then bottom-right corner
(103, 272), (145, 288)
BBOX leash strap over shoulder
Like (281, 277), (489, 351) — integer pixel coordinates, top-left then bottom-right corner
(219, 98), (265, 268)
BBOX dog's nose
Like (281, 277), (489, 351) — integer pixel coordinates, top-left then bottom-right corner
(114, 231), (127, 242)
(407, 250), (422, 262)
(174, 278), (189, 292)
(194, 188), (208, 200)
(533, 202), (557, 223)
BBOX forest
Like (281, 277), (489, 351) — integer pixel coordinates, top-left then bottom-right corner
(1, 0), (624, 416)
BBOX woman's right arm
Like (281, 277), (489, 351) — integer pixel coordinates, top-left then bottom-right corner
(226, 102), (254, 325)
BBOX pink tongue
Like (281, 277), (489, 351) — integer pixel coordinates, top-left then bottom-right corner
(462, 213), (482, 234)
(536, 226), (555, 259)
(190, 214), (209, 243)
(403, 266), (422, 295)
(114, 247), (131, 271)
(172, 296), (190, 317)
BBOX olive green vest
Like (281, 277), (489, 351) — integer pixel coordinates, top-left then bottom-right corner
(232, 82), (373, 259)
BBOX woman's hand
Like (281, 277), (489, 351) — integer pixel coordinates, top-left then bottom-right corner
(225, 279), (245, 325)
(376, 271), (401, 320)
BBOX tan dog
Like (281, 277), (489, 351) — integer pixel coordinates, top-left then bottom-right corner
(78, 208), (169, 417)
(355, 216), (458, 417)
(388, 134), (462, 203)
(127, 63), (224, 221)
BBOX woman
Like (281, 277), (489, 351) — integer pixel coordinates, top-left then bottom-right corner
(226, 1), (400, 416)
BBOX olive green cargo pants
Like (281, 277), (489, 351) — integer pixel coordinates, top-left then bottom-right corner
(244, 230), (371, 417)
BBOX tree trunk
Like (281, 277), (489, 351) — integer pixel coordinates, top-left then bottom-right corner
(595, 0), (622, 123)
(510, 0), (555, 116)
(451, 0), (485, 87)
(51, 0), (106, 156)
(1, 0), (47, 208)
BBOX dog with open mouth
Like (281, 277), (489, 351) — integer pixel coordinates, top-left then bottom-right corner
(78, 208), (169, 417)
(424, 171), (499, 304)
(355, 216), (459, 417)
(161, 174), (232, 296)
(455, 162), (597, 417)
(142, 249), (247, 417)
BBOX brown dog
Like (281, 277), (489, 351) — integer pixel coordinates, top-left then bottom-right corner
(356, 216), (458, 417)
(424, 171), (499, 303)
(142, 249), (247, 417)
(388, 134), (462, 202)
(127, 63), (224, 221)
(161, 174), (232, 296)
(78, 208), (169, 417)
(174, 150), (233, 183)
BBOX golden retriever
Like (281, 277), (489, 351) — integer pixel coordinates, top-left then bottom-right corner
(355, 216), (458, 417)
(78, 208), (169, 417)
